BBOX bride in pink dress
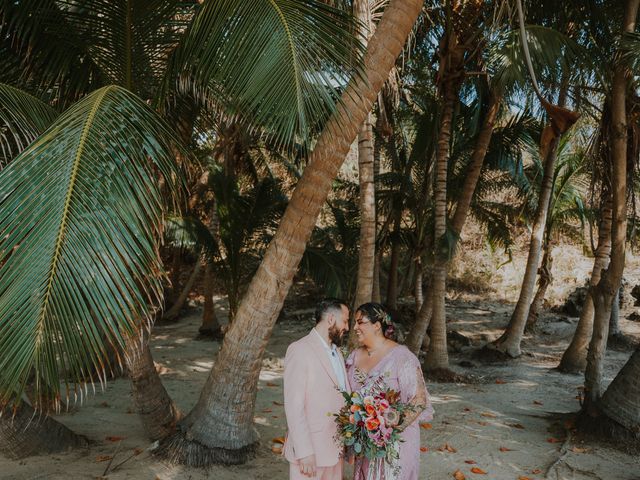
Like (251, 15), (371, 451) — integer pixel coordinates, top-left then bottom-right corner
(346, 303), (434, 480)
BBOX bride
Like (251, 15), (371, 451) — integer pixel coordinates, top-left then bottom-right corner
(346, 303), (434, 480)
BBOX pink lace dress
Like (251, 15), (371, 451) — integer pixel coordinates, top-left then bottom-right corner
(346, 345), (434, 480)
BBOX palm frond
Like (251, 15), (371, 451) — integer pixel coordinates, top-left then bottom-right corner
(0, 0), (106, 105)
(164, 215), (219, 259)
(167, 0), (363, 148)
(488, 25), (587, 97)
(0, 83), (59, 166)
(0, 85), (184, 408)
(55, 0), (194, 96)
(299, 245), (347, 298)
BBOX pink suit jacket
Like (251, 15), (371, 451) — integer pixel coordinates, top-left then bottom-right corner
(283, 330), (350, 467)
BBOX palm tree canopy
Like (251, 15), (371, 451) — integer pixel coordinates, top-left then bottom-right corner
(1, 0), (363, 148)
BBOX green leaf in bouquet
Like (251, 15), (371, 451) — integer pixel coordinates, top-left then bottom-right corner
(353, 442), (362, 454)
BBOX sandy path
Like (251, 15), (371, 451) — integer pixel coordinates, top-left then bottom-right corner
(1, 299), (639, 480)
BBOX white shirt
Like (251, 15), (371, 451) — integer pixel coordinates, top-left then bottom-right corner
(313, 328), (348, 391)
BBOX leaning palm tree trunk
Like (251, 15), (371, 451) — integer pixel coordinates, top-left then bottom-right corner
(493, 2), (580, 357)
(0, 404), (88, 459)
(125, 332), (182, 441)
(584, 0), (637, 408)
(492, 132), (561, 357)
(154, 0), (425, 466)
(354, 0), (376, 309)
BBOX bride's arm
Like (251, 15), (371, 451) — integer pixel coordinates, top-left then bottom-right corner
(397, 363), (428, 431)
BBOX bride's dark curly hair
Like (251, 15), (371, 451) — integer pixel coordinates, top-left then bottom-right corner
(356, 302), (395, 340)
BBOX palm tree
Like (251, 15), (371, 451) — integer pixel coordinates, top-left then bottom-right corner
(153, 0), (426, 464)
(490, 0), (582, 357)
(353, 0), (376, 309)
(426, 0), (487, 372)
(584, 0), (639, 409)
(0, 0), (362, 455)
(520, 139), (591, 329)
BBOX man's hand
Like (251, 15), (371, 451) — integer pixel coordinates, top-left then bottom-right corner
(298, 454), (317, 477)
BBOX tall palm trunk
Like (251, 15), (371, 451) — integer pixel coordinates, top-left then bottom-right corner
(200, 263), (223, 338)
(558, 192), (612, 373)
(355, 114), (376, 308)
(386, 209), (402, 309)
(584, 0), (637, 408)
(493, 71), (576, 357)
(354, 0), (376, 309)
(155, 0), (425, 465)
(424, 1), (489, 371)
(0, 404), (88, 459)
(425, 88), (456, 371)
(125, 332), (181, 441)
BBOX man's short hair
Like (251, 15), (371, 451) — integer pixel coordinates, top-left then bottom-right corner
(314, 298), (348, 324)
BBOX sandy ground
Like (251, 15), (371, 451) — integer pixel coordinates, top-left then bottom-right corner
(1, 297), (640, 480)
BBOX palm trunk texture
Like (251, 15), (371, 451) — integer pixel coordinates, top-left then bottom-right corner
(0, 404), (88, 459)
(353, 0), (376, 310)
(125, 332), (181, 441)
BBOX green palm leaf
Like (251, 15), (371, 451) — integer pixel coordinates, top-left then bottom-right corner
(53, 0), (194, 95)
(168, 0), (362, 147)
(0, 83), (59, 166)
(0, 85), (183, 408)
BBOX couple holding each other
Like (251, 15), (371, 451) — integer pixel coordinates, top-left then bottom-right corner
(283, 299), (434, 480)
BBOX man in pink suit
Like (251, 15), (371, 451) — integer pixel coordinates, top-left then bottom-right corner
(283, 299), (350, 479)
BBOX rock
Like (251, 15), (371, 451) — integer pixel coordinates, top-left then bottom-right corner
(562, 286), (589, 317)
(458, 360), (477, 368)
(631, 285), (640, 305)
(619, 278), (635, 308)
(447, 329), (472, 353)
(628, 311), (640, 322)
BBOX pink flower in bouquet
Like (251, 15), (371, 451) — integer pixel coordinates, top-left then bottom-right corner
(349, 414), (355, 424)
(377, 398), (390, 411)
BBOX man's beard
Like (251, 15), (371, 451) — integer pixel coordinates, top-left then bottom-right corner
(328, 325), (344, 347)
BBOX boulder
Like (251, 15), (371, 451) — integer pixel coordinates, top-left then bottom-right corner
(562, 286), (589, 317)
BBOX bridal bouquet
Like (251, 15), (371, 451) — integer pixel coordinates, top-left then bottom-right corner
(334, 388), (412, 465)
